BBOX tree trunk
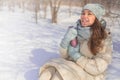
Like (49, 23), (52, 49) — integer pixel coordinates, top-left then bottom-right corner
(43, 0), (48, 19)
(83, 0), (88, 6)
(49, 0), (62, 23)
(52, 7), (57, 23)
(68, 0), (72, 17)
(34, 0), (40, 24)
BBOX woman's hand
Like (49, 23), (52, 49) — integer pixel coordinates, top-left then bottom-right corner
(68, 44), (81, 61)
(60, 28), (77, 49)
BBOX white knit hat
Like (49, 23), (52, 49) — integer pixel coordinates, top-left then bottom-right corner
(83, 4), (105, 21)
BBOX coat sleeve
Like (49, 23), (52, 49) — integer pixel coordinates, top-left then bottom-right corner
(59, 46), (69, 59)
(76, 34), (113, 76)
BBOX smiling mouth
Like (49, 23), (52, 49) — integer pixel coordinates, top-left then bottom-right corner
(81, 19), (89, 23)
(81, 20), (88, 25)
(81, 19), (89, 26)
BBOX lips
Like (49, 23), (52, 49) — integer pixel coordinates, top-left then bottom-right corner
(82, 21), (87, 24)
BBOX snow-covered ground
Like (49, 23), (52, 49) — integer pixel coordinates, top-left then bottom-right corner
(0, 6), (120, 80)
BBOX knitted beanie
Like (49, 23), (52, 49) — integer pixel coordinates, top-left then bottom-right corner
(83, 4), (105, 21)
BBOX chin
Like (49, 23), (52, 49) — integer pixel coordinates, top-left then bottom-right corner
(81, 25), (88, 27)
(81, 24), (91, 27)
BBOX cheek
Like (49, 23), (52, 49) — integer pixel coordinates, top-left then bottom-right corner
(90, 17), (95, 24)
(80, 16), (83, 20)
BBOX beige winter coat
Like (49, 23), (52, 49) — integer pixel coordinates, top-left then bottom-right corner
(39, 30), (112, 80)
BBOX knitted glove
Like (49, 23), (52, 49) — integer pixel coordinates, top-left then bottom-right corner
(68, 44), (81, 61)
(60, 28), (77, 49)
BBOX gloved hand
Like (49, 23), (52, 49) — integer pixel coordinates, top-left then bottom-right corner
(60, 28), (77, 49)
(68, 44), (81, 61)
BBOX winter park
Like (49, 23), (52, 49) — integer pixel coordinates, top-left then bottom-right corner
(0, 0), (120, 80)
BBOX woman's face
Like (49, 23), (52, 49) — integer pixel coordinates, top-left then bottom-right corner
(80, 9), (96, 27)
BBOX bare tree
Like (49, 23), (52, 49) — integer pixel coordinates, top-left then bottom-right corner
(7, 0), (15, 12)
(17, 0), (25, 12)
(49, 0), (62, 23)
(82, 0), (89, 6)
(105, 0), (112, 16)
(68, 0), (72, 17)
(0, 0), (3, 10)
(33, 0), (40, 23)
(21, 0), (25, 12)
(42, 0), (48, 19)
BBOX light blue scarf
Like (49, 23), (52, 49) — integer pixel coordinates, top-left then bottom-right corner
(76, 20), (91, 41)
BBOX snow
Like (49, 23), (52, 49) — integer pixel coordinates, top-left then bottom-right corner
(0, 6), (120, 80)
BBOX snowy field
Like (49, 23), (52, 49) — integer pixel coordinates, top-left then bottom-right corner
(0, 6), (120, 80)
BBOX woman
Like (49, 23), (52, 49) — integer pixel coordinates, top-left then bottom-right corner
(39, 4), (112, 80)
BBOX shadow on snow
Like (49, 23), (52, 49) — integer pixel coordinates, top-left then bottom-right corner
(24, 48), (60, 80)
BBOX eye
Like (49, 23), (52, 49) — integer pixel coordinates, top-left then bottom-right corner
(81, 12), (85, 15)
(88, 13), (92, 15)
